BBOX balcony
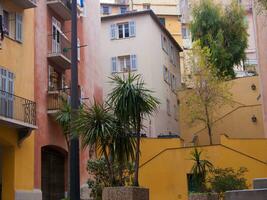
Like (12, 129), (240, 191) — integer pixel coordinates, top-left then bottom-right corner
(47, 33), (71, 69)
(0, 90), (36, 144)
(47, 0), (72, 20)
(12, 0), (37, 9)
(47, 89), (70, 116)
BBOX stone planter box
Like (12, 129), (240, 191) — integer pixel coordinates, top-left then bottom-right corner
(102, 187), (149, 200)
(189, 193), (219, 200)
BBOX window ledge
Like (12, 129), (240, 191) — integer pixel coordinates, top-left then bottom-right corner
(4, 35), (23, 44)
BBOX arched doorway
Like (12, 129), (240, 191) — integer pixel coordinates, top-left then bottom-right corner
(41, 146), (67, 200)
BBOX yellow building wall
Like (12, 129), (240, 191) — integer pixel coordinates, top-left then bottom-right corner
(158, 15), (182, 45)
(139, 136), (267, 200)
(0, 1), (35, 199)
(179, 76), (264, 145)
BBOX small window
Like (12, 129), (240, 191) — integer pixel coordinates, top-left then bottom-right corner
(2, 10), (23, 42)
(161, 35), (168, 54)
(118, 55), (131, 72)
(159, 18), (165, 27)
(118, 23), (129, 39)
(171, 74), (176, 92)
(143, 3), (151, 10)
(167, 99), (171, 116)
(120, 6), (128, 14)
(3, 11), (9, 35)
(182, 27), (189, 39)
(102, 5), (110, 14)
(163, 66), (168, 82)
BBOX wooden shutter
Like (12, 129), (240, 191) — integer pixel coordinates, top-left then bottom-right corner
(130, 55), (137, 71)
(15, 13), (23, 42)
(111, 57), (117, 73)
(129, 21), (136, 37)
(110, 24), (117, 40)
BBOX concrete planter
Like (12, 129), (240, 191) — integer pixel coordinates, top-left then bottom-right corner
(189, 193), (219, 200)
(102, 186), (149, 200)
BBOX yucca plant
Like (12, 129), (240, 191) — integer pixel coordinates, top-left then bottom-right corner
(74, 102), (117, 184)
(190, 148), (213, 192)
(108, 73), (159, 186)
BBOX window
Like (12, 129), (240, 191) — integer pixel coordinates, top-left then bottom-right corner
(48, 66), (66, 90)
(161, 35), (168, 54)
(102, 5), (110, 15)
(143, 3), (151, 10)
(118, 23), (129, 38)
(2, 10), (23, 42)
(120, 6), (128, 14)
(111, 21), (135, 39)
(119, 55), (131, 72)
(159, 18), (165, 27)
(0, 67), (14, 118)
(182, 27), (189, 39)
(171, 74), (176, 92)
(111, 54), (137, 73)
(163, 66), (168, 82)
(167, 99), (171, 116)
(170, 45), (174, 63)
(3, 11), (9, 35)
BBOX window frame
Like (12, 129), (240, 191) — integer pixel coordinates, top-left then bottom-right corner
(118, 22), (130, 39)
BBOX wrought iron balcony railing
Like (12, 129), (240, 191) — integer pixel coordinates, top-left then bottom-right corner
(47, 32), (71, 69)
(0, 90), (36, 127)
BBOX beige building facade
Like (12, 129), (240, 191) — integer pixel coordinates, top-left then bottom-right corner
(101, 10), (182, 137)
(100, 0), (182, 44)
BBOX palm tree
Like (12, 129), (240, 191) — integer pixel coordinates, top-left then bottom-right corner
(108, 73), (159, 186)
(190, 148), (213, 192)
(74, 102), (117, 184)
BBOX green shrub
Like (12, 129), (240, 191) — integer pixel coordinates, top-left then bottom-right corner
(87, 158), (134, 200)
(208, 167), (248, 197)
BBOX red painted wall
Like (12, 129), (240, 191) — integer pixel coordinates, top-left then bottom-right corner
(34, 0), (102, 191)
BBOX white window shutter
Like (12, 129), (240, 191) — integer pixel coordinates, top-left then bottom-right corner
(15, 13), (23, 42)
(77, 38), (80, 61)
(110, 24), (116, 40)
(111, 57), (117, 73)
(129, 21), (136, 37)
(130, 55), (137, 71)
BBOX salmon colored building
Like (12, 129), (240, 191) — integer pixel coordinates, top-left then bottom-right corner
(34, 0), (102, 199)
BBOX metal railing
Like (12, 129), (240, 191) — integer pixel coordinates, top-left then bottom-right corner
(0, 90), (36, 126)
(47, 89), (70, 111)
(47, 32), (71, 61)
(47, 0), (71, 10)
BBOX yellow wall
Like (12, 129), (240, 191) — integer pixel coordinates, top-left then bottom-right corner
(139, 135), (267, 200)
(179, 76), (264, 145)
(158, 15), (182, 45)
(0, 1), (35, 199)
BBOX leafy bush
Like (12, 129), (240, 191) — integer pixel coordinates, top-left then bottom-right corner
(87, 158), (134, 200)
(208, 167), (248, 196)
